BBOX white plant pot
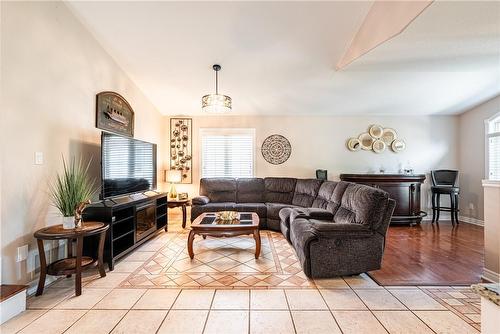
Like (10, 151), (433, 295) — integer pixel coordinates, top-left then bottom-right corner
(62, 216), (75, 229)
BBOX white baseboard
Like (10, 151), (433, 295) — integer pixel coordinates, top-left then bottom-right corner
(421, 211), (484, 226)
(0, 289), (26, 324)
(459, 215), (484, 226)
(482, 268), (500, 283)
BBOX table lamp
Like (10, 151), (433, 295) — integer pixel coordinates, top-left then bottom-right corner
(166, 170), (182, 199)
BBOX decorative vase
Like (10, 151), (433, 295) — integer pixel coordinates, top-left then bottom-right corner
(62, 216), (75, 229)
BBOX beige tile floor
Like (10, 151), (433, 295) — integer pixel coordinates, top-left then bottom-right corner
(1, 218), (481, 334)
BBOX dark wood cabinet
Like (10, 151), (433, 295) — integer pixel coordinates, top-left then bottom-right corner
(339, 174), (426, 225)
(83, 192), (168, 270)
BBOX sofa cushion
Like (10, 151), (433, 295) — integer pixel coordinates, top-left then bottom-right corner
(312, 181), (349, 214)
(264, 177), (297, 204)
(308, 219), (374, 237)
(200, 178), (236, 203)
(279, 207), (296, 225)
(266, 202), (299, 220)
(267, 218), (281, 231)
(237, 178), (265, 203)
(190, 202), (236, 221)
(334, 183), (390, 230)
(281, 207), (333, 228)
(192, 196), (210, 205)
(291, 208), (334, 222)
(292, 179), (323, 207)
(234, 203), (267, 218)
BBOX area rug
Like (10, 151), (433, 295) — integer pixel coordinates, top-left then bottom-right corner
(120, 229), (316, 289)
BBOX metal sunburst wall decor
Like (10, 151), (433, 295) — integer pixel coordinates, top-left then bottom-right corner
(169, 118), (192, 183)
(261, 134), (292, 165)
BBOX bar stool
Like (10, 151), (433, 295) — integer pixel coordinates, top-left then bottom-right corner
(431, 170), (460, 226)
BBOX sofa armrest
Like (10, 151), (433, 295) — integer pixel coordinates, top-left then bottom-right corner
(309, 220), (374, 238)
(192, 196), (210, 205)
(290, 208), (334, 222)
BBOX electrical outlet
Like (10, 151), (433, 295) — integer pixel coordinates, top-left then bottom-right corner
(34, 151), (44, 165)
(16, 245), (29, 262)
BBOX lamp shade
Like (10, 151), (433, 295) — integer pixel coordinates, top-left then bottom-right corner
(166, 170), (182, 183)
(202, 94), (232, 113)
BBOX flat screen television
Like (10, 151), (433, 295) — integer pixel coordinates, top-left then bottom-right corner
(101, 132), (157, 199)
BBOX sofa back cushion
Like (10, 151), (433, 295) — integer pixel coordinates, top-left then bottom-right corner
(237, 178), (265, 203)
(292, 179), (323, 207)
(199, 178), (237, 203)
(312, 181), (349, 214)
(264, 177), (297, 204)
(333, 183), (390, 230)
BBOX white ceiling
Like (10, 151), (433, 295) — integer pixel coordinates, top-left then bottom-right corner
(67, 1), (500, 116)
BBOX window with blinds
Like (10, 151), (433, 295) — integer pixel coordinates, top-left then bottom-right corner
(487, 114), (500, 180)
(200, 128), (255, 178)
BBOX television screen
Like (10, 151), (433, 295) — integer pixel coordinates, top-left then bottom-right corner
(101, 132), (157, 198)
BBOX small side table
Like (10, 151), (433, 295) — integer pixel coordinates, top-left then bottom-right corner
(34, 221), (109, 296)
(167, 198), (191, 228)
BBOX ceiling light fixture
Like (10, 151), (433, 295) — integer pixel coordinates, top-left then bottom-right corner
(202, 64), (232, 113)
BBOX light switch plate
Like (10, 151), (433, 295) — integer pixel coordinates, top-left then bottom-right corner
(34, 152), (44, 165)
(16, 245), (29, 262)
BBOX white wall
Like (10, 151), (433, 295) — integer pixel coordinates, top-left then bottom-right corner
(168, 115), (459, 213)
(458, 95), (500, 221)
(0, 2), (165, 285)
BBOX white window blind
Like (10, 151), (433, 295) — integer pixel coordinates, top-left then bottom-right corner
(487, 114), (500, 180)
(200, 128), (255, 178)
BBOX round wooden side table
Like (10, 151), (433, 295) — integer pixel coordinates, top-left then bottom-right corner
(34, 221), (109, 296)
(167, 198), (191, 228)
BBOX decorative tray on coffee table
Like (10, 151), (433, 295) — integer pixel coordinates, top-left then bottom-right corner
(200, 211), (253, 225)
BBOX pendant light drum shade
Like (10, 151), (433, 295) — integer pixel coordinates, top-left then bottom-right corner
(201, 94), (232, 113)
(202, 64), (232, 113)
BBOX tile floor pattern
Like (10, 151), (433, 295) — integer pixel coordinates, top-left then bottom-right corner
(2, 219), (481, 334)
(120, 229), (312, 289)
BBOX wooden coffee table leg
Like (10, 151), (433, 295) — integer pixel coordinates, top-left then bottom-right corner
(97, 230), (107, 278)
(187, 230), (195, 259)
(75, 236), (83, 296)
(253, 229), (261, 259)
(36, 239), (46, 296)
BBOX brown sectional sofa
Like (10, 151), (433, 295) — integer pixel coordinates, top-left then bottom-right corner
(191, 177), (395, 278)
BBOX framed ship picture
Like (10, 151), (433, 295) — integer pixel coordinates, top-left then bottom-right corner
(96, 91), (135, 137)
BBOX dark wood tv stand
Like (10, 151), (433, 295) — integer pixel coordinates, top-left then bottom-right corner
(83, 191), (168, 271)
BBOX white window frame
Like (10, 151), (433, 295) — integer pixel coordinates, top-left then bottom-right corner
(485, 111), (500, 180)
(199, 128), (256, 178)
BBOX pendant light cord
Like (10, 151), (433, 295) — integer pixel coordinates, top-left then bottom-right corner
(215, 69), (219, 95)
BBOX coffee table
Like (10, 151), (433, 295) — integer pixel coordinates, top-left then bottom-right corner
(188, 212), (260, 259)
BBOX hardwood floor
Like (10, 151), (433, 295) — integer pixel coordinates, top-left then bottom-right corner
(369, 221), (484, 286)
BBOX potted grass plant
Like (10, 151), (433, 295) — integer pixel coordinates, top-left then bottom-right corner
(50, 156), (97, 229)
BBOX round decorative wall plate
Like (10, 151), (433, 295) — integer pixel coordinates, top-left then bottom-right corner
(391, 139), (406, 152)
(261, 134), (291, 165)
(347, 138), (361, 151)
(369, 124), (384, 139)
(372, 139), (386, 153)
(359, 133), (374, 150)
(381, 128), (397, 146)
